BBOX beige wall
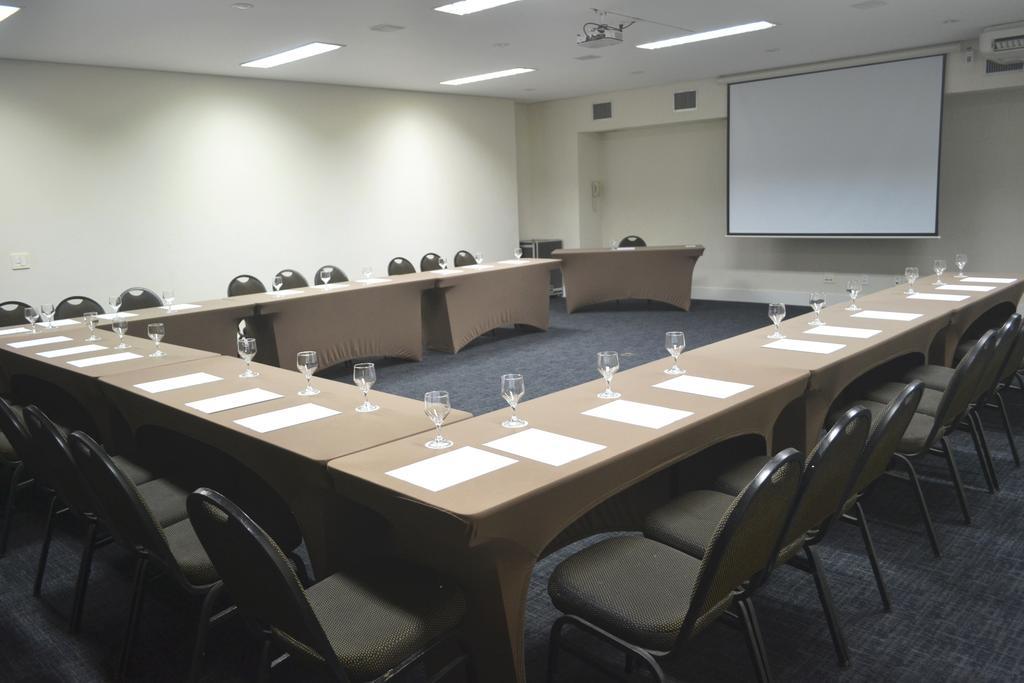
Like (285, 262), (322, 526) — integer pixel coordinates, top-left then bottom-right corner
(0, 59), (520, 306)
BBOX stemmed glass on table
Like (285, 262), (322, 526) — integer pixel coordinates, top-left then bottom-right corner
(108, 296), (121, 315)
(808, 292), (826, 326)
(767, 303), (786, 339)
(845, 279), (864, 312)
(297, 351), (320, 396)
(664, 331), (686, 375)
(24, 307), (39, 333)
(84, 312), (100, 341)
(238, 337), (259, 378)
(597, 351), (621, 399)
(112, 316), (130, 349)
(473, 252), (483, 266)
(162, 290), (175, 311)
(954, 253), (967, 279)
(272, 275), (284, 294)
(320, 267), (334, 286)
(439, 257), (448, 271)
(147, 323), (166, 357)
(501, 374), (527, 428)
(905, 267), (919, 294)
(424, 390), (453, 449)
(40, 304), (55, 329)
(514, 247), (523, 260)
(933, 260), (947, 286)
(353, 362), (379, 412)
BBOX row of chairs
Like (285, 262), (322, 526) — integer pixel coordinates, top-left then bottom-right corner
(0, 289), (167, 325)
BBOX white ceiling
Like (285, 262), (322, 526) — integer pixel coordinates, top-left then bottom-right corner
(0, 0), (1020, 101)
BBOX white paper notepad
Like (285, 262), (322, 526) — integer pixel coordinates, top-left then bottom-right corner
(464, 265), (495, 270)
(582, 399), (693, 430)
(97, 312), (138, 320)
(269, 289), (304, 297)
(498, 259), (530, 265)
(44, 319), (80, 328)
(313, 283), (349, 290)
(8, 335), (73, 349)
(186, 388), (282, 414)
(166, 303), (202, 311)
(135, 372), (222, 394)
(234, 403), (340, 433)
(852, 310), (922, 322)
(961, 277), (1015, 284)
(937, 284), (996, 293)
(386, 447), (517, 493)
(908, 293), (969, 302)
(69, 352), (142, 367)
(804, 325), (882, 340)
(655, 374), (753, 399)
(37, 344), (106, 358)
(485, 428), (605, 467)
(0, 327), (33, 337)
(615, 247), (637, 251)
(763, 339), (846, 355)
(358, 278), (392, 284)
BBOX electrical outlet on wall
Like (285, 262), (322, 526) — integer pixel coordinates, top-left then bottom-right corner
(823, 273), (834, 284)
(9, 252), (30, 270)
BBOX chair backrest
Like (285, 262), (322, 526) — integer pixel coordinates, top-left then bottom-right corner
(853, 382), (925, 495)
(929, 329), (997, 439)
(315, 265), (348, 284)
(187, 488), (344, 677)
(1002, 323), (1024, 382)
(453, 250), (476, 267)
(228, 274), (267, 297)
(23, 406), (96, 514)
(55, 296), (103, 320)
(0, 300), (31, 327)
(117, 287), (163, 311)
(979, 314), (1022, 395)
(388, 257), (416, 276)
(0, 397), (30, 462)
(620, 235), (646, 247)
(420, 252), (442, 272)
(679, 448), (803, 642)
(778, 407), (872, 553)
(275, 269), (308, 289)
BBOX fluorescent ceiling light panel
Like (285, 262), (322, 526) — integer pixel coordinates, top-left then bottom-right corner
(637, 21), (775, 50)
(241, 42), (341, 68)
(441, 67), (534, 86)
(0, 5), (20, 22)
(434, 0), (521, 16)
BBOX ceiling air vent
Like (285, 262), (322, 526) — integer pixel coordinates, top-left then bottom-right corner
(592, 102), (612, 120)
(674, 90), (697, 111)
(986, 59), (1023, 73)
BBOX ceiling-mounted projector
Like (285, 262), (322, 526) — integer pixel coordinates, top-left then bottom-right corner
(577, 25), (623, 48)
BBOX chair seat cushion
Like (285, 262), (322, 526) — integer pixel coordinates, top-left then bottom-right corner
(713, 457), (767, 497)
(111, 455), (155, 486)
(162, 519), (218, 586)
(137, 478), (189, 528)
(901, 365), (955, 392)
(548, 535), (703, 652)
(301, 563), (466, 681)
(643, 490), (733, 559)
(864, 382), (942, 416)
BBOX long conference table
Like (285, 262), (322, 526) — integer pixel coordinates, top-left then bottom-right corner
(0, 270), (1020, 683)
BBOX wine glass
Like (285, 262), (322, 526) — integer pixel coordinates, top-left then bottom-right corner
(40, 304), (55, 329)
(610, 239), (619, 250)
(147, 322), (166, 357)
(845, 279), (863, 311)
(954, 253), (967, 279)
(439, 257), (448, 271)
(296, 351), (320, 396)
(767, 303), (786, 339)
(353, 362), (379, 413)
(24, 306), (39, 333)
(664, 331), (686, 375)
(237, 337), (259, 378)
(808, 292), (826, 326)
(596, 351), (621, 399)
(162, 289), (175, 311)
(83, 312), (100, 341)
(501, 373), (527, 428)
(424, 390), (453, 449)
(108, 296), (121, 314)
(933, 260), (947, 286)
(112, 315), (130, 349)
(320, 266), (334, 286)
(514, 247), (523, 260)
(473, 252), (483, 265)
(272, 275), (284, 294)
(905, 267), (919, 294)
(361, 266), (373, 281)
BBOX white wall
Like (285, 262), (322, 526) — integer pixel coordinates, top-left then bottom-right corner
(0, 59), (520, 307)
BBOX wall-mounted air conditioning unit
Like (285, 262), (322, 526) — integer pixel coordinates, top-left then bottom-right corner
(979, 21), (1024, 64)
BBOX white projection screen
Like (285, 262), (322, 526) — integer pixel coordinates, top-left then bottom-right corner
(728, 55), (945, 237)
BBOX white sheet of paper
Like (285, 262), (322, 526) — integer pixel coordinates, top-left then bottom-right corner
(69, 352), (142, 367)
(97, 312), (138, 320)
(804, 325), (882, 339)
(386, 447), (517, 493)
(186, 388), (282, 414)
(654, 374), (754, 399)
(268, 289), (304, 297)
(313, 283), (349, 290)
(358, 277), (392, 284)
(763, 338), (846, 355)
(962, 277), (1016, 284)
(233, 403), (340, 433)
(37, 344), (107, 358)
(436, 270), (466, 277)
(44, 319), (80, 328)
(167, 303), (202, 311)
(851, 310), (922, 322)
(615, 247), (637, 251)
(0, 327), (33, 337)
(485, 428), (605, 467)
(464, 264), (495, 270)
(8, 335), (74, 349)
(134, 372), (223, 394)
(498, 259), (530, 265)
(908, 293), (969, 302)
(582, 399), (693, 430)
(937, 284), (996, 293)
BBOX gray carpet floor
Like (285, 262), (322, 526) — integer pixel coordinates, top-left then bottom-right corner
(3, 297), (1024, 682)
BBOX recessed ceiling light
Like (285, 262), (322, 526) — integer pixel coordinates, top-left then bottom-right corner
(575, 54), (602, 61)
(231, 3), (253, 9)
(942, 18), (960, 24)
(0, 4), (20, 22)
(241, 42), (342, 69)
(434, 0), (521, 16)
(440, 67), (534, 86)
(630, 70), (645, 75)
(493, 42), (511, 48)
(765, 47), (781, 52)
(370, 24), (405, 32)
(637, 20), (775, 50)
(850, 0), (887, 8)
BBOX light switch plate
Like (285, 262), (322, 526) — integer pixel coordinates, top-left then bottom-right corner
(9, 252), (30, 270)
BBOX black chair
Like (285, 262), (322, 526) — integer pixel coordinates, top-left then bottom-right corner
(0, 397), (33, 557)
(619, 235), (646, 247)
(315, 265), (348, 284)
(644, 407), (872, 668)
(0, 300), (31, 327)
(546, 448), (804, 682)
(987, 323), (1024, 467)
(55, 296), (103, 320)
(228, 274), (267, 297)
(420, 253), (443, 272)
(187, 487), (469, 683)
(275, 269), (308, 289)
(453, 250), (476, 267)
(117, 287), (163, 312)
(388, 257), (416, 276)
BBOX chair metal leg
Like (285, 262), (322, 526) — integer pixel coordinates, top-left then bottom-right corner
(737, 597), (773, 683)
(893, 454), (941, 557)
(186, 582), (223, 683)
(69, 518), (99, 634)
(853, 502), (891, 612)
(256, 630), (272, 683)
(34, 494), (58, 597)
(995, 391), (1021, 467)
(804, 545), (851, 668)
(967, 410), (999, 492)
(117, 555), (149, 683)
(940, 437), (972, 525)
(1, 461), (24, 557)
